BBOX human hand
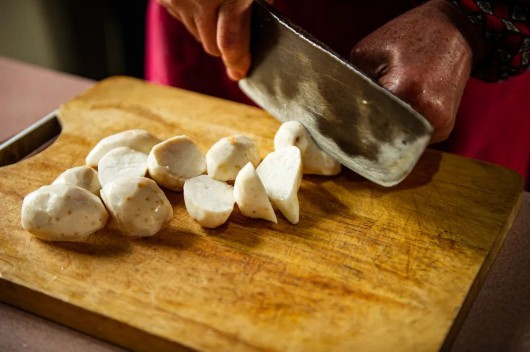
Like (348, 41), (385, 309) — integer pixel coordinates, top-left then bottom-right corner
(158, 0), (273, 81)
(350, 0), (482, 143)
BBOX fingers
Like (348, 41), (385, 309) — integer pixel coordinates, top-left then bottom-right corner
(158, 0), (252, 77)
(179, 14), (201, 42)
(217, 0), (253, 80)
(378, 73), (455, 143)
(158, 0), (218, 54)
(158, 0), (201, 42)
(196, 9), (221, 57)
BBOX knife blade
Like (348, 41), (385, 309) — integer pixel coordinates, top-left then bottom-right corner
(239, 0), (433, 187)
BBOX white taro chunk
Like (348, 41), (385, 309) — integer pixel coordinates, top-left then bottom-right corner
(184, 175), (234, 228)
(97, 147), (148, 186)
(52, 166), (101, 196)
(274, 121), (309, 153)
(147, 136), (206, 191)
(21, 184), (108, 242)
(233, 162), (277, 223)
(101, 177), (173, 237)
(274, 121), (341, 176)
(86, 129), (160, 167)
(206, 135), (261, 181)
(256, 146), (302, 224)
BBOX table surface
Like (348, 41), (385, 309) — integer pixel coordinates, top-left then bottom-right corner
(1, 56), (529, 352)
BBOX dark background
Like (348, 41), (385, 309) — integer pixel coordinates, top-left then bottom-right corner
(0, 0), (149, 80)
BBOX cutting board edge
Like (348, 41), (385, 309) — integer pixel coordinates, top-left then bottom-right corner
(440, 189), (524, 351)
(57, 76), (267, 115)
(0, 278), (194, 352)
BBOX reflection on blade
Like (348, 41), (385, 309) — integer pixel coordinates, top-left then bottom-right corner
(239, 0), (433, 187)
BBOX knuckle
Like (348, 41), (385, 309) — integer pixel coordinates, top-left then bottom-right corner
(414, 92), (455, 141)
(434, 128), (452, 142)
(387, 76), (454, 131)
(350, 45), (365, 59)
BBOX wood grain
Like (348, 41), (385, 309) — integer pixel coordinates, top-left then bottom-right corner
(0, 77), (523, 351)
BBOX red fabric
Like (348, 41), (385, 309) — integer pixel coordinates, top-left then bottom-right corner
(145, 0), (530, 188)
(145, 0), (253, 104)
(439, 75), (530, 188)
(452, 0), (530, 81)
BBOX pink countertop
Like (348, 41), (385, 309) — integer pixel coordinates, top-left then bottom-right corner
(1, 56), (529, 352)
(0, 57), (94, 143)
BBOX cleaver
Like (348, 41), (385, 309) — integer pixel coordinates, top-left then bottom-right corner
(239, 0), (433, 187)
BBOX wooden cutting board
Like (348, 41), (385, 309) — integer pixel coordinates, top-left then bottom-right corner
(0, 77), (523, 351)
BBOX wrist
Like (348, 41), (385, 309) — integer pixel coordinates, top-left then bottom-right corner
(429, 0), (485, 64)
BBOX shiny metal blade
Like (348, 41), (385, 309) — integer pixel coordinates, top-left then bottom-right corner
(239, 0), (433, 186)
